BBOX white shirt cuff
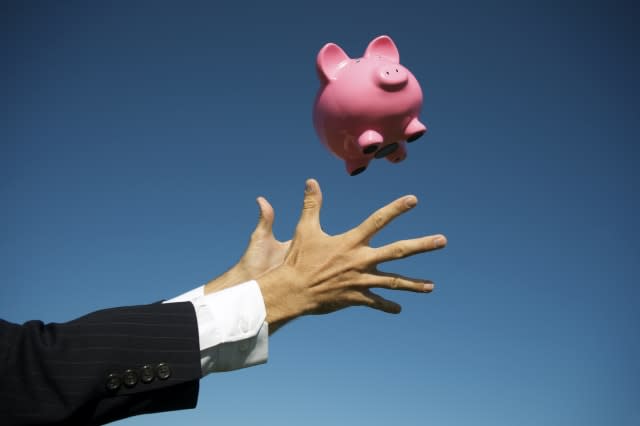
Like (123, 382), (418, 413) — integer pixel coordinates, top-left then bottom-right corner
(165, 280), (268, 376)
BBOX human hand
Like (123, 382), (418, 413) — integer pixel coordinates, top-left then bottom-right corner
(204, 197), (290, 294)
(257, 179), (447, 333)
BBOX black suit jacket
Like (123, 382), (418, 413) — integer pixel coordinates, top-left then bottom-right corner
(0, 302), (202, 425)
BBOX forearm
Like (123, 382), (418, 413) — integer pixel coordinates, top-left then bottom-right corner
(204, 265), (249, 295)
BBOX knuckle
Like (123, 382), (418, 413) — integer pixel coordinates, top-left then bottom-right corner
(390, 276), (399, 289)
(392, 244), (406, 259)
(303, 198), (317, 210)
(373, 213), (385, 230)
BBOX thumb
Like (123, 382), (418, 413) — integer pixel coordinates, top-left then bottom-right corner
(298, 178), (323, 229)
(253, 196), (274, 237)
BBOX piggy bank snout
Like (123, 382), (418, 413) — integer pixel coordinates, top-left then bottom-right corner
(375, 64), (409, 90)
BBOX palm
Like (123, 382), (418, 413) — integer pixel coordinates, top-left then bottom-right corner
(205, 197), (290, 293)
(239, 233), (290, 277)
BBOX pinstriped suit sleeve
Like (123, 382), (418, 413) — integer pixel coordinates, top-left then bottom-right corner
(0, 302), (202, 426)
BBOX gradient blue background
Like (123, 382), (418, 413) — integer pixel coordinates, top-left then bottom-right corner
(2, 1), (638, 425)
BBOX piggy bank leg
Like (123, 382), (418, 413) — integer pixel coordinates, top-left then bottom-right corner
(404, 118), (427, 142)
(374, 142), (399, 159)
(346, 158), (370, 176)
(357, 130), (384, 154)
(385, 141), (407, 164)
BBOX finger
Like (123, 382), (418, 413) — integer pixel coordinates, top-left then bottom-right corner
(252, 197), (274, 238)
(351, 195), (418, 242)
(349, 290), (402, 314)
(297, 178), (323, 229)
(372, 234), (447, 263)
(353, 271), (434, 293)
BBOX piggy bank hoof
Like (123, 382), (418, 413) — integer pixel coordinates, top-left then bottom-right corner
(406, 130), (425, 142)
(374, 142), (398, 159)
(350, 166), (367, 176)
(386, 141), (407, 163)
(363, 144), (380, 155)
(390, 153), (406, 163)
(346, 159), (370, 176)
(358, 130), (384, 155)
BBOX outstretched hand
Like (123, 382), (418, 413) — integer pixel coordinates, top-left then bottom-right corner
(257, 178), (447, 333)
(204, 197), (290, 294)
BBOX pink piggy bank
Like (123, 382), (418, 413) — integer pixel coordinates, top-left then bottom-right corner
(313, 35), (426, 175)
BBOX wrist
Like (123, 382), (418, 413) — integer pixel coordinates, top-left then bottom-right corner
(256, 266), (309, 332)
(204, 265), (249, 295)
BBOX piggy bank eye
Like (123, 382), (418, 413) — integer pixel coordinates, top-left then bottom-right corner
(355, 59), (361, 63)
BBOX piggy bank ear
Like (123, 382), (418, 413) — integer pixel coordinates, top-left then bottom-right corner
(364, 35), (400, 63)
(316, 43), (349, 84)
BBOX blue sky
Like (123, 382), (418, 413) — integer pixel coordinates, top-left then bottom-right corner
(1, 1), (638, 425)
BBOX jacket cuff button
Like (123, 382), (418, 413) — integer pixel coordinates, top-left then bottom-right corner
(141, 364), (155, 384)
(123, 369), (138, 387)
(105, 373), (121, 392)
(156, 362), (171, 380)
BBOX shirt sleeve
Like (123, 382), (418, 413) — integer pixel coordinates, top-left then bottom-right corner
(164, 280), (268, 376)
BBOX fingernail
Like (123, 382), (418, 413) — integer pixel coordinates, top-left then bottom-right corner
(405, 196), (417, 208)
(423, 283), (434, 291)
(434, 236), (446, 248)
